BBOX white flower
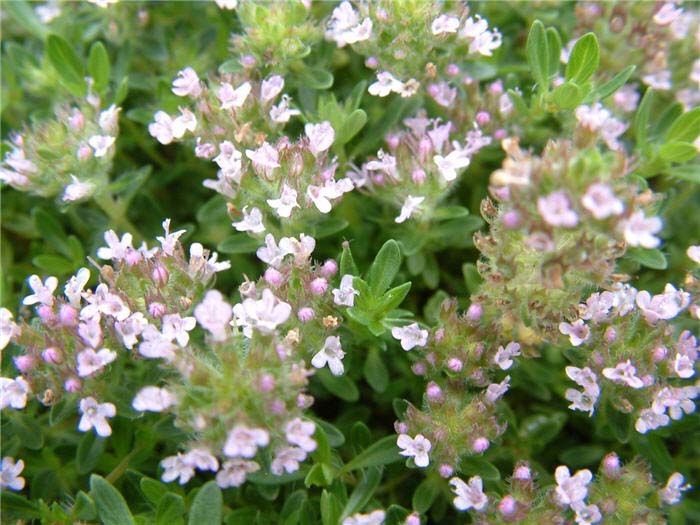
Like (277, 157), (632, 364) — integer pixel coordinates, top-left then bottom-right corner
(132, 386), (176, 412)
(332, 274), (359, 306)
(162, 313), (196, 346)
(172, 67), (202, 98)
(218, 81), (251, 110)
(673, 353), (695, 378)
(267, 184), (300, 218)
(161, 453), (195, 484)
(565, 366), (600, 416)
(260, 75), (285, 103)
(368, 71), (404, 97)
(78, 318), (103, 348)
(581, 183), (624, 219)
(469, 28), (502, 56)
(185, 448), (219, 472)
(602, 360), (644, 389)
(311, 336), (345, 376)
(558, 320), (590, 346)
(216, 459), (260, 488)
(659, 472), (691, 504)
(115, 312), (149, 350)
(433, 149), (470, 182)
(397, 433), (431, 468)
(654, 3), (684, 25)
(271, 446), (307, 475)
(88, 135), (115, 158)
(0, 377), (30, 410)
(0, 457), (25, 491)
(572, 502), (602, 525)
(76, 348), (117, 377)
(194, 290), (232, 342)
(270, 95), (301, 123)
(391, 323), (428, 350)
(0, 308), (19, 350)
(554, 466), (592, 506)
(449, 476), (488, 511)
(22, 274), (58, 306)
(278, 234), (316, 266)
(635, 408), (670, 433)
(635, 284), (689, 324)
(80, 283), (130, 321)
(305, 121), (335, 157)
(494, 341), (521, 370)
(325, 1), (372, 47)
(138, 324), (178, 360)
(224, 425), (270, 458)
(307, 178), (353, 214)
(459, 15), (489, 39)
(78, 397), (116, 437)
(485, 376), (511, 403)
(395, 195), (425, 224)
(256, 234), (289, 268)
(171, 108), (197, 137)
(343, 510), (386, 525)
(156, 218), (186, 256)
(97, 230), (134, 261)
(284, 418), (317, 452)
(431, 14), (460, 35)
(149, 111), (175, 144)
(538, 190), (579, 228)
(215, 0), (237, 9)
(98, 104), (121, 133)
(246, 142), (280, 175)
(651, 385), (698, 421)
(232, 289), (291, 338)
(63, 175), (95, 202)
(622, 211), (663, 248)
(687, 245), (700, 264)
(213, 141), (243, 182)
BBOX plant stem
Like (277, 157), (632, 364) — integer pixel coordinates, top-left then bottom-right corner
(94, 193), (144, 243)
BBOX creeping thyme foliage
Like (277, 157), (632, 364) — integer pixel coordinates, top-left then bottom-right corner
(1, 1), (699, 523)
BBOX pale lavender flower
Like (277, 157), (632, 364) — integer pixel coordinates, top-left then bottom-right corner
(98, 104), (121, 133)
(0, 457), (25, 491)
(260, 75), (284, 102)
(22, 275), (58, 306)
(63, 175), (95, 202)
(555, 466), (592, 506)
(78, 318), (102, 348)
(284, 418), (317, 452)
(636, 284), (689, 324)
(161, 453), (195, 484)
(185, 448), (219, 472)
(232, 289), (291, 338)
(171, 108), (197, 137)
(307, 178), (353, 213)
(635, 408), (670, 433)
(397, 434), (431, 468)
(559, 320), (590, 346)
(218, 81), (251, 110)
(88, 135), (115, 157)
(188, 243), (231, 277)
(332, 274), (358, 306)
(132, 386), (176, 412)
(0, 309), (19, 350)
(673, 353), (695, 378)
(194, 290), (232, 342)
(581, 183), (624, 219)
(325, 1), (372, 47)
(652, 386), (698, 420)
(76, 348), (116, 377)
(613, 84), (640, 112)
(433, 149), (470, 182)
(311, 336), (345, 376)
(449, 476), (488, 511)
(602, 360), (645, 389)
(224, 425), (270, 458)
(622, 211), (662, 248)
(395, 195), (425, 223)
(659, 472), (691, 504)
(80, 284), (130, 321)
(246, 142), (280, 175)
(78, 397), (116, 437)
(578, 292), (614, 322)
(149, 111), (176, 144)
(215, 0), (237, 8)
(256, 234), (289, 268)
(343, 510), (386, 525)
(538, 191), (578, 228)
(271, 446), (307, 475)
(565, 366), (600, 415)
(368, 71), (404, 97)
(115, 312), (149, 350)
(391, 323), (429, 350)
(428, 82), (457, 107)
(485, 375), (511, 403)
(431, 14), (460, 35)
(216, 459), (260, 488)
(654, 3), (684, 25)
(0, 377), (30, 410)
(97, 230), (134, 261)
(268, 184), (300, 218)
(232, 206), (265, 234)
(278, 234), (316, 265)
(305, 122), (335, 157)
(687, 245), (700, 264)
(494, 342), (521, 370)
(156, 218), (186, 256)
(213, 140), (243, 182)
(172, 67), (201, 98)
(366, 149), (398, 179)
(572, 502), (602, 525)
(162, 313), (196, 346)
(138, 324), (178, 360)
(270, 95), (301, 123)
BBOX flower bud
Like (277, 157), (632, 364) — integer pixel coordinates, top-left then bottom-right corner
(472, 437), (489, 453)
(149, 302), (166, 318)
(426, 381), (443, 402)
(69, 109), (85, 131)
(475, 111), (491, 126)
(241, 55), (256, 67)
(365, 56), (379, 69)
(64, 377), (82, 393)
(258, 373), (276, 393)
(434, 328), (445, 342)
(494, 129), (507, 140)
(652, 346), (668, 363)
(14, 355), (34, 372)
(604, 326), (617, 342)
(58, 304), (78, 326)
(42, 347), (62, 364)
(310, 277), (328, 295)
(602, 452), (620, 477)
(152, 264), (169, 286)
(404, 513), (421, 525)
(513, 463), (531, 480)
(427, 84), (440, 99)
(447, 357), (463, 372)
(264, 267), (285, 286)
(394, 421), (408, 434)
(439, 464), (454, 478)
(77, 144), (92, 161)
(502, 210), (521, 229)
(320, 259), (338, 278)
(298, 307), (315, 322)
(269, 399), (285, 414)
(297, 393), (314, 409)
(386, 134), (400, 150)
(466, 303), (483, 322)
(37, 305), (56, 324)
(446, 63), (460, 76)
(498, 495), (517, 516)
(412, 169), (426, 185)
(412, 362), (427, 375)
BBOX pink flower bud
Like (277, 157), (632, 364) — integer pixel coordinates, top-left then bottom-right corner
(64, 377), (82, 393)
(37, 305), (56, 324)
(439, 464), (454, 478)
(69, 110), (85, 130)
(513, 464), (531, 480)
(494, 129), (507, 140)
(259, 373), (276, 392)
(241, 54), (256, 67)
(14, 355), (34, 372)
(269, 399), (285, 414)
(446, 63), (460, 76)
(59, 304), (78, 326)
(125, 248), (142, 266)
(602, 453), (620, 477)
(264, 267), (285, 286)
(412, 169), (426, 185)
(473, 343), (485, 358)
(427, 84), (440, 98)
(372, 174), (385, 185)
(412, 362), (427, 375)
(491, 185), (511, 201)
(365, 56), (379, 69)
(498, 495), (517, 516)
(42, 347), (62, 364)
(447, 357), (463, 372)
(591, 351), (605, 367)
(394, 421), (408, 434)
(426, 381), (443, 402)
(321, 259), (338, 277)
(386, 134), (400, 150)
(425, 352), (436, 365)
(418, 137), (433, 160)
(152, 264), (169, 286)
(652, 346), (668, 363)
(475, 111), (491, 126)
(466, 303), (482, 322)
(502, 210), (521, 229)
(149, 302), (166, 318)
(297, 307), (315, 323)
(604, 326), (617, 342)
(405, 513), (421, 525)
(77, 144), (92, 161)
(195, 141), (216, 159)
(376, 8), (388, 21)
(310, 277), (328, 295)
(472, 437), (489, 453)
(641, 374), (654, 387)
(462, 75), (475, 86)
(434, 328), (445, 342)
(297, 393), (314, 409)
(489, 80), (504, 95)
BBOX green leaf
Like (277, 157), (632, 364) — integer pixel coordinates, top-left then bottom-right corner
(462, 263), (483, 293)
(665, 164), (700, 183)
(518, 412), (568, 450)
(155, 493), (185, 525)
(433, 206), (469, 221)
(227, 508), (260, 525)
(458, 457), (501, 481)
(632, 434), (675, 479)
(658, 142), (698, 163)
(33, 207), (70, 257)
(666, 107), (700, 143)
(317, 368), (359, 402)
(304, 463), (335, 488)
(311, 423), (332, 465)
(552, 82), (583, 109)
(114, 76), (129, 105)
(72, 491), (97, 521)
(340, 435), (402, 473)
(320, 490), (342, 525)
(248, 469), (307, 486)
(0, 492), (40, 520)
(188, 481), (222, 525)
(10, 413), (44, 450)
(312, 217), (349, 239)
(218, 234), (261, 254)
(337, 109), (367, 145)
(565, 33), (599, 84)
(280, 490), (307, 525)
(368, 239), (402, 295)
(412, 478), (440, 514)
(301, 68), (334, 90)
(592, 65), (635, 101)
(545, 27), (562, 78)
(340, 242), (359, 277)
(4, 0), (49, 39)
(139, 477), (168, 507)
(627, 248), (668, 270)
(559, 445), (605, 468)
(506, 89), (529, 115)
(90, 475), (136, 525)
(604, 399), (632, 443)
(635, 88), (655, 145)
(76, 431), (106, 474)
(342, 467), (383, 519)
(46, 34), (86, 96)
(364, 347), (389, 393)
(375, 281), (411, 313)
(88, 41), (110, 93)
(526, 20), (549, 91)
(310, 417), (346, 447)
(32, 254), (75, 274)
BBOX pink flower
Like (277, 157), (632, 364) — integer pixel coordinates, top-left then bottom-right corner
(246, 142), (280, 175)
(555, 466), (592, 506)
(332, 274), (358, 306)
(449, 476), (488, 511)
(216, 459), (260, 488)
(395, 195), (425, 223)
(218, 81), (251, 109)
(194, 290), (232, 342)
(538, 191), (578, 228)
(172, 67), (201, 97)
(0, 376), (30, 409)
(494, 342), (521, 370)
(659, 472), (691, 504)
(559, 320), (590, 346)
(132, 386), (176, 412)
(78, 397), (116, 437)
(602, 360), (644, 389)
(622, 211), (662, 248)
(284, 418), (317, 452)
(23, 275), (58, 306)
(311, 336), (345, 376)
(224, 425), (270, 458)
(76, 348), (116, 377)
(397, 434), (431, 467)
(260, 75), (285, 103)
(305, 122), (335, 157)
(232, 289), (291, 337)
(267, 184), (300, 218)
(271, 446), (307, 475)
(391, 323), (428, 350)
(431, 14), (460, 35)
(97, 230), (133, 261)
(581, 183), (624, 219)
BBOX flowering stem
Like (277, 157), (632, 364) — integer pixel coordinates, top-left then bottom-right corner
(105, 447), (142, 484)
(93, 193), (144, 243)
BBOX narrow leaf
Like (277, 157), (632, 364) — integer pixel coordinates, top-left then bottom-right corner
(665, 107), (700, 143)
(368, 239), (402, 295)
(341, 435), (402, 473)
(46, 34), (86, 96)
(593, 65), (636, 101)
(88, 41), (110, 93)
(565, 33), (599, 84)
(90, 475), (135, 525)
(188, 481), (222, 525)
(526, 20), (549, 90)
